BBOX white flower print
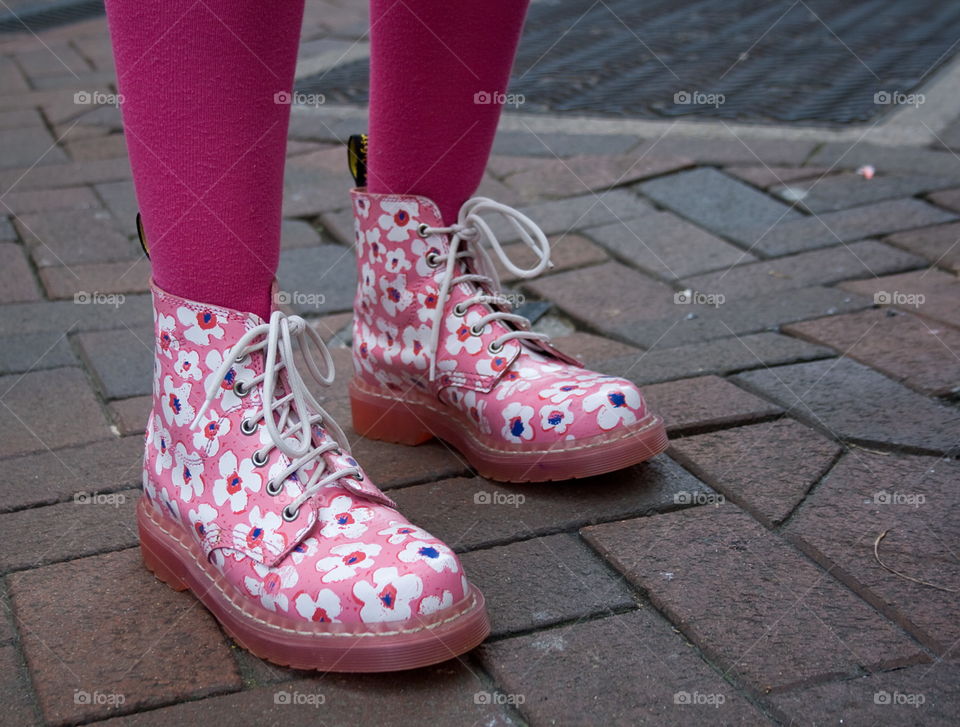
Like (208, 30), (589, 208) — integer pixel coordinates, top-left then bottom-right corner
(583, 383), (642, 430)
(416, 284), (441, 322)
(318, 495), (374, 539)
(187, 502), (217, 541)
(358, 262), (378, 310)
(176, 306), (225, 345)
(378, 200), (419, 242)
(444, 310), (484, 356)
(151, 414), (172, 474)
(354, 195), (370, 219)
(539, 379), (590, 404)
(232, 505), (286, 558)
(203, 350), (254, 413)
(354, 567), (424, 623)
(376, 319), (401, 365)
(365, 225), (384, 265)
(158, 485), (180, 520)
(397, 540), (459, 574)
(379, 274), (414, 317)
(476, 351), (512, 377)
(384, 247), (411, 274)
(539, 399), (574, 435)
(171, 442), (204, 501)
(501, 402), (535, 443)
(161, 376), (195, 427)
(213, 450), (262, 513)
(400, 324), (431, 369)
(173, 349), (202, 381)
(377, 521), (430, 545)
(315, 542), (382, 582)
(458, 390), (491, 435)
(289, 536), (319, 565)
(244, 562), (298, 612)
(192, 411), (232, 456)
(419, 590), (454, 616)
(353, 321), (377, 374)
(156, 313), (180, 359)
(294, 589), (342, 623)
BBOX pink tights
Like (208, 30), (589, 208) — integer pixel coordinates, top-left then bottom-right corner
(105, 0), (529, 319)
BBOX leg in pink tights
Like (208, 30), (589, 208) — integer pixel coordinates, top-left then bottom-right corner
(105, 0), (304, 319)
(367, 0), (530, 224)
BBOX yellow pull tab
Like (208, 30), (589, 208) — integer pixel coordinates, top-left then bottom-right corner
(347, 133), (368, 187)
(136, 212), (150, 258)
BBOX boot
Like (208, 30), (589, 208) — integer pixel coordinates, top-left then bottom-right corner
(348, 191), (668, 481)
(140, 283), (489, 671)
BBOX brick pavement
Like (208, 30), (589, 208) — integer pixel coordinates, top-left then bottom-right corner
(0, 4), (958, 726)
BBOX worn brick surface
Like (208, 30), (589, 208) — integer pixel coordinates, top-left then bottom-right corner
(276, 244), (356, 314)
(8, 548), (241, 725)
(840, 269), (960, 329)
(15, 208), (135, 267)
(480, 610), (767, 726)
(1, 186), (100, 215)
(735, 357), (960, 453)
(636, 137), (816, 166)
(0, 243), (41, 303)
(927, 185), (960, 212)
(0, 435), (143, 513)
(725, 165), (832, 189)
(771, 172), (958, 213)
(462, 533), (634, 637)
(0, 126), (67, 168)
(501, 189), (653, 238)
(390, 457), (709, 552)
(491, 131), (638, 157)
(784, 452), (960, 655)
(586, 209), (753, 280)
(39, 257), (151, 299)
(549, 330), (641, 365)
(0, 367), (113, 457)
(0, 644), (37, 726)
(94, 179), (139, 225)
(0, 295), (152, 337)
(75, 325), (153, 399)
(280, 218), (321, 249)
(885, 222), (960, 272)
(583, 505), (927, 692)
(0, 156), (130, 191)
(107, 395), (152, 436)
(668, 418), (841, 527)
(808, 142), (960, 177)
(786, 308), (960, 396)
(496, 233), (608, 283)
(642, 375), (781, 435)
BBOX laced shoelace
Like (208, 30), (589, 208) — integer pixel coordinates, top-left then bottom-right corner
(191, 311), (360, 522)
(420, 197), (555, 380)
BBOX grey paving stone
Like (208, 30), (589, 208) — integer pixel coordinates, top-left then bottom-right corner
(681, 240), (926, 299)
(636, 167), (801, 241)
(635, 136), (816, 166)
(0, 157), (130, 191)
(0, 331), (77, 374)
(0, 216), (15, 241)
(0, 294), (152, 336)
(0, 243), (41, 303)
(597, 332), (833, 386)
(771, 172), (959, 213)
(1, 185), (100, 215)
(461, 533), (635, 637)
(15, 207), (137, 267)
(75, 325), (153, 399)
(0, 126), (68, 169)
(492, 130), (639, 157)
(280, 218), (321, 249)
(733, 357), (960, 453)
(506, 189), (655, 239)
(586, 209), (754, 281)
(94, 179), (139, 227)
(277, 244), (356, 314)
(809, 142), (960, 176)
(725, 164), (833, 189)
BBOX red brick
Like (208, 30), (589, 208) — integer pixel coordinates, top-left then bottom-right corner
(0, 243), (41, 303)
(0, 644), (36, 725)
(886, 221), (960, 272)
(15, 208), (135, 267)
(583, 505), (927, 692)
(39, 257), (151, 299)
(549, 330), (640, 365)
(642, 375), (782, 435)
(840, 269), (960, 329)
(107, 396), (152, 436)
(8, 548), (241, 725)
(784, 451), (960, 655)
(668, 418), (841, 527)
(496, 233), (608, 283)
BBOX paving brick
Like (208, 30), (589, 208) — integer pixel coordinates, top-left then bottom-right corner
(669, 418), (841, 527)
(107, 396), (151, 437)
(15, 208), (136, 267)
(75, 324), (153, 399)
(0, 436), (143, 513)
(480, 610), (767, 726)
(808, 142), (960, 177)
(598, 332), (833, 386)
(94, 179), (139, 226)
(0, 294), (152, 336)
(491, 131), (639, 157)
(0, 367), (113, 457)
(15, 43), (91, 80)
(768, 663), (960, 726)
(8, 548), (241, 725)
(461, 533), (634, 636)
(586, 209), (753, 281)
(308, 311), (352, 343)
(885, 222), (960, 272)
(771, 172), (958, 213)
(637, 167), (801, 241)
(0, 644), (36, 726)
(0, 581), (16, 644)
(784, 451), (960, 655)
(725, 165), (832, 189)
(496, 233), (608, 284)
(785, 308), (960, 396)
(642, 375), (782, 435)
(0, 126), (67, 169)
(0, 215), (15, 241)
(733, 357), (960, 453)
(549, 331), (641, 366)
(505, 189), (654, 238)
(583, 505), (927, 692)
(636, 137), (816, 166)
(611, 286), (872, 349)
(0, 157), (130, 191)
(681, 240), (925, 299)
(927, 186), (960, 213)
(0, 243), (41, 302)
(0, 330), (81, 377)
(318, 206), (353, 245)
(280, 218), (321, 249)
(0, 489), (139, 573)
(64, 133), (129, 161)
(840, 269), (960, 329)
(277, 244), (356, 315)
(735, 199), (957, 256)
(1, 185), (100, 215)
(39, 257), (150, 300)
(389, 457), (710, 552)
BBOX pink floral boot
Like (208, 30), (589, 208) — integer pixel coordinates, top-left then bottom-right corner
(140, 283), (489, 671)
(348, 191), (668, 481)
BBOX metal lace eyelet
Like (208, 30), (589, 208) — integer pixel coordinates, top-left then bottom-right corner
(470, 323), (485, 336)
(240, 418), (258, 435)
(282, 505), (299, 522)
(488, 340), (504, 354)
(353, 472), (365, 482)
(425, 252), (441, 268)
(417, 223), (430, 237)
(453, 302), (468, 317)
(266, 479), (283, 496)
(251, 449), (269, 467)
(233, 380), (250, 398)
(234, 352), (248, 364)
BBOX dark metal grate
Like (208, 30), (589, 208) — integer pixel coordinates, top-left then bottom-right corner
(297, 0), (960, 125)
(0, 0), (105, 35)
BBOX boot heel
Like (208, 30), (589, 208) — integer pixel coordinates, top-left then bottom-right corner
(350, 382), (434, 446)
(137, 503), (189, 592)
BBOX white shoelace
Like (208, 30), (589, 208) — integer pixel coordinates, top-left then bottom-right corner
(192, 311), (359, 521)
(422, 197), (554, 380)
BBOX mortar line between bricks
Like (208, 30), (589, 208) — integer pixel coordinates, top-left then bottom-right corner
(772, 445), (845, 532)
(0, 575), (46, 726)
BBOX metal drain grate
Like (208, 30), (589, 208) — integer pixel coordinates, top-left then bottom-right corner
(0, 0), (105, 35)
(297, 0), (960, 125)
